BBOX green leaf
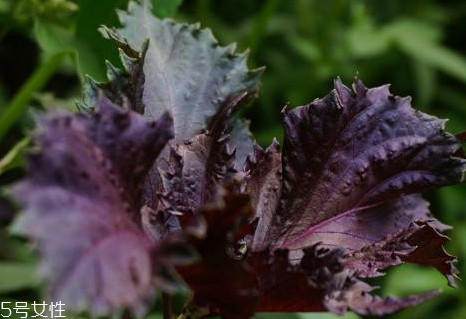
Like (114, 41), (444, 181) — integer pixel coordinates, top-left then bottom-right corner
(0, 137), (29, 175)
(34, 19), (75, 54)
(347, 18), (391, 58)
(35, 92), (78, 112)
(288, 35), (322, 61)
(75, 0), (131, 82)
(386, 19), (466, 85)
(437, 185), (466, 225)
(383, 264), (452, 296)
(347, 18), (466, 86)
(0, 230), (35, 262)
(151, 0), (184, 18)
(412, 60), (436, 108)
(40, 0), (79, 15)
(0, 262), (39, 293)
(12, 0), (78, 26)
(34, 19), (105, 81)
(401, 42), (466, 85)
(0, 0), (10, 13)
(0, 53), (67, 141)
(146, 313), (162, 319)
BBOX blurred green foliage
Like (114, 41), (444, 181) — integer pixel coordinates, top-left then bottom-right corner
(1, 0), (466, 318)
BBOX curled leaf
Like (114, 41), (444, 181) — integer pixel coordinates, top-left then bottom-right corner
(102, 0), (264, 140)
(253, 246), (439, 316)
(243, 78), (465, 315)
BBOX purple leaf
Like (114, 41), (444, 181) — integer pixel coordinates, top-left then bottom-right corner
(88, 98), (173, 215)
(245, 140), (282, 251)
(12, 98), (173, 315)
(159, 133), (236, 215)
(342, 219), (457, 285)
(91, 1), (264, 243)
(251, 249), (327, 312)
(12, 1), (466, 314)
(252, 246), (439, 315)
(283, 194), (450, 252)
(261, 79), (465, 251)
(243, 78), (465, 316)
(146, 95), (254, 240)
(323, 276), (439, 316)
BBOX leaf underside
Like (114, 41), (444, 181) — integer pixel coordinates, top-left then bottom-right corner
(102, 0), (263, 141)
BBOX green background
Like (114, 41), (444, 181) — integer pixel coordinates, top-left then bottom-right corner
(1, 0), (466, 318)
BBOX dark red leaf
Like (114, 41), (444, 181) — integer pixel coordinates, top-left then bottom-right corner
(177, 190), (257, 319)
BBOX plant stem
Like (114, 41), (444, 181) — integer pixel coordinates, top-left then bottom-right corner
(163, 293), (173, 319)
(0, 52), (68, 141)
(0, 136), (29, 175)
